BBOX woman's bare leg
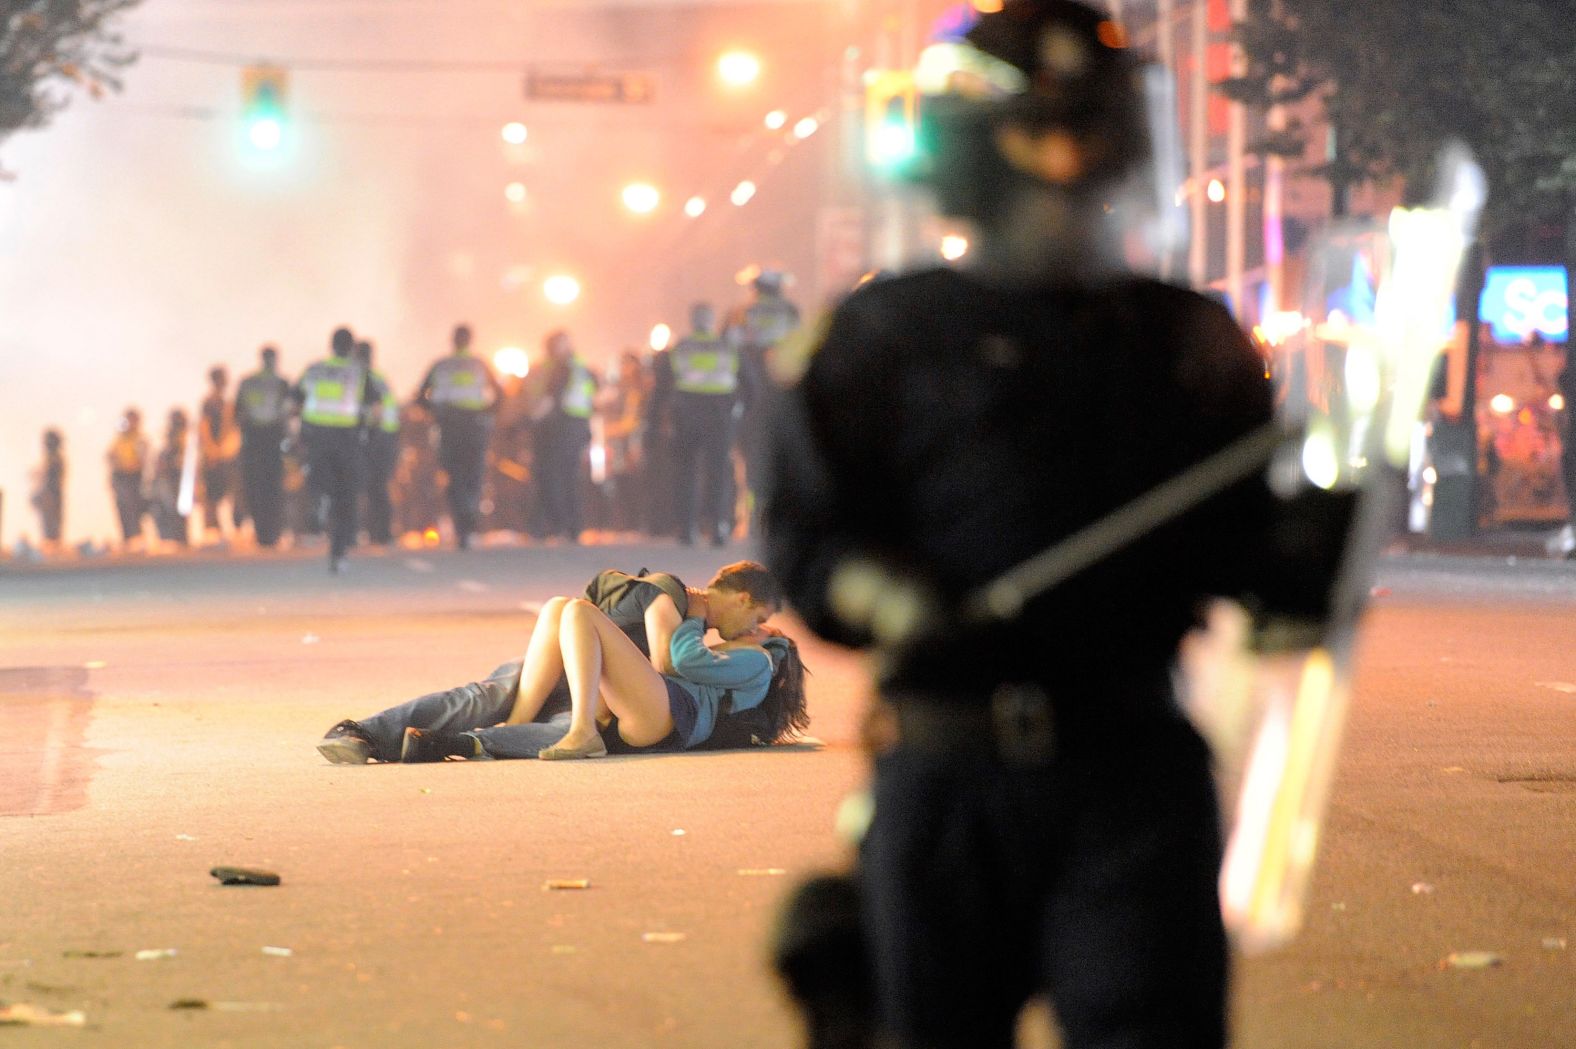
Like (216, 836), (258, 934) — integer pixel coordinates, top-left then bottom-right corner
(504, 596), (572, 724)
(548, 598), (674, 751)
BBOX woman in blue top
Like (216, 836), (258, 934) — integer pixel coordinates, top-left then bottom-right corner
(532, 596), (807, 759)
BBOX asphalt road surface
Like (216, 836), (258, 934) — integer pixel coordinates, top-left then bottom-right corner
(2, 542), (1574, 1048)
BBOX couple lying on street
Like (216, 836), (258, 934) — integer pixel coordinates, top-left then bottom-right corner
(316, 561), (808, 763)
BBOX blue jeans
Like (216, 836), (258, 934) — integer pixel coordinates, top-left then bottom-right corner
(356, 660), (573, 761)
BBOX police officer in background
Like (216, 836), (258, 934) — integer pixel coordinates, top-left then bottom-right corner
(655, 302), (740, 546)
(235, 345), (292, 548)
(355, 339), (401, 547)
(727, 268), (798, 527)
(764, 3), (1299, 1046)
(529, 329), (598, 544)
(296, 327), (375, 573)
(417, 324), (504, 550)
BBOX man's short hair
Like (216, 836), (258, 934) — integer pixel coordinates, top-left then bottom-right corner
(708, 560), (782, 611)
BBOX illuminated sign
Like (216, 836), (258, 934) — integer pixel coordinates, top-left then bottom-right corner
(1479, 266), (1568, 343)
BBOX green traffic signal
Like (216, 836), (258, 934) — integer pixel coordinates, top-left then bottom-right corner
(241, 66), (288, 153)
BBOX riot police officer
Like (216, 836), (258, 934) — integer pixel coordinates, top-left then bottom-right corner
(235, 345), (292, 548)
(355, 339), (401, 547)
(530, 329), (597, 544)
(727, 268), (798, 528)
(764, 3), (1297, 1046)
(296, 327), (375, 573)
(417, 324), (504, 550)
(657, 302), (741, 546)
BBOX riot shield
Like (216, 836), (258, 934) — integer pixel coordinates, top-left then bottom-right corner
(1202, 145), (1486, 953)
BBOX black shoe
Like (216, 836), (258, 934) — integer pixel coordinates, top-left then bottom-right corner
(317, 719), (373, 764)
(400, 727), (475, 763)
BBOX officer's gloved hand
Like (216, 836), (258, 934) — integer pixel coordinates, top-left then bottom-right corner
(827, 557), (944, 652)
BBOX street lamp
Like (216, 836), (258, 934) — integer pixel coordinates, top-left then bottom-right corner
(621, 182), (661, 214)
(716, 50), (762, 88)
(543, 274), (581, 306)
(650, 323), (673, 351)
(730, 180), (756, 206)
(501, 122), (528, 145)
(684, 195), (707, 218)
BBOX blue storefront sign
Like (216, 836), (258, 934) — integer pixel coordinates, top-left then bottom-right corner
(1479, 265), (1569, 344)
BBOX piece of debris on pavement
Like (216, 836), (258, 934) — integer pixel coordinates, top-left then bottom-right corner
(210, 866), (281, 886)
(134, 948), (178, 961)
(1442, 951), (1503, 969)
(0, 1002), (87, 1027)
(261, 946), (293, 957)
(544, 879), (591, 891)
(641, 932), (686, 944)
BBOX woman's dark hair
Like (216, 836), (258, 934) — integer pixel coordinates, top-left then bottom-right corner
(759, 637), (810, 742)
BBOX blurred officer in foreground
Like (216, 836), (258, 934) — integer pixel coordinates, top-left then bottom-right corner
(296, 327), (373, 573)
(355, 339), (400, 547)
(417, 324), (503, 550)
(235, 345), (292, 548)
(656, 302), (740, 546)
(765, 3), (1301, 1046)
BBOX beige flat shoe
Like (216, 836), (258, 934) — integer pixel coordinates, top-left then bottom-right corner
(537, 736), (609, 760)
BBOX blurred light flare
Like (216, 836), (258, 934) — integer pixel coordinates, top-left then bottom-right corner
(684, 195), (707, 218)
(1207, 178), (1227, 203)
(764, 109), (787, 130)
(792, 116), (820, 140)
(543, 274), (582, 306)
(717, 50), (762, 88)
(493, 346), (530, 379)
(504, 182), (528, 204)
(731, 180), (757, 206)
(650, 323), (673, 351)
(501, 122), (528, 145)
(1489, 392), (1515, 415)
(621, 182), (661, 214)
(940, 234), (969, 261)
(248, 118), (283, 151)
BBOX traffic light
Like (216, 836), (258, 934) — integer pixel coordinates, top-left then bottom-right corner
(863, 69), (918, 176)
(241, 65), (288, 152)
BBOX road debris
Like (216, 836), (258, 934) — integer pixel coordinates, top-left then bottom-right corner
(301, 634), (320, 645)
(737, 868), (787, 877)
(168, 999), (282, 1012)
(175, 834), (197, 842)
(1542, 937), (1567, 950)
(671, 828), (686, 837)
(544, 879), (591, 891)
(61, 950), (121, 959)
(210, 866), (281, 886)
(1410, 882), (1436, 895)
(83, 660), (107, 670)
(135, 948), (178, 961)
(1442, 951), (1503, 969)
(261, 946), (293, 957)
(0, 1002), (86, 1027)
(641, 932), (687, 944)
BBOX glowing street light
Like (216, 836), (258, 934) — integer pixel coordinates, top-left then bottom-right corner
(493, 346), (530, 378)
(621, 182), (661, 214)
(543, 274), (582, 306)
(1207, 178), (1227, 203)
(792, 116), (820, 140)
(764, 109), (787, 130)
(650, 323), (673, 351)
(940, 234), (969, 261)
(248, 117), (283, 152)
(684, 195), (707, 218)
(504, 182), (528, 204)
(501, 122), (528, 145)
(717, 50), (762, 88)
(730, 180), (757, 206)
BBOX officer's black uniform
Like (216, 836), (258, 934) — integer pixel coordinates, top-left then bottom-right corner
(763, 5), (1284, 1047)
(417, 326), (504, 550)
(296, 328), (376, 572)
(656, 309), (742, 545)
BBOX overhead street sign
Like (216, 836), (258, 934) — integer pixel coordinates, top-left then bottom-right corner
(526, 70), (655, 104)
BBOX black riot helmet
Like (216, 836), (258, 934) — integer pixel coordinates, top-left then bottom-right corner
(913, 0), (1152, 226)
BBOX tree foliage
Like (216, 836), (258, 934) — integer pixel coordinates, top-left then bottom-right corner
(1, 0), (140, 157)
(1220, 0), (1576, 241)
